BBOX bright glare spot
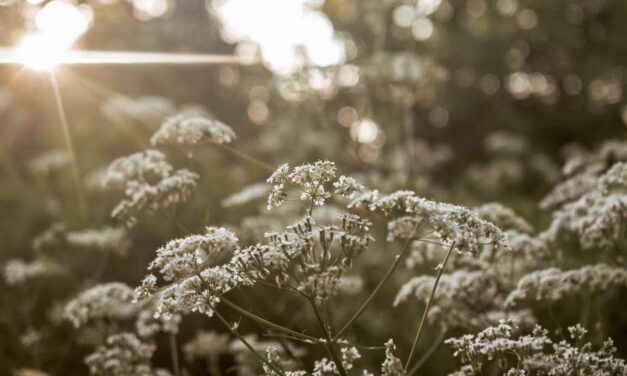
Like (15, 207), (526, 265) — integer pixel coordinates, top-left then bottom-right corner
(211, 0), (345, 75)
(16, 33), (69, 70)
(17, 1), (92, 70)
(36, 1), (91, 46)
(351, 118), (379, 144)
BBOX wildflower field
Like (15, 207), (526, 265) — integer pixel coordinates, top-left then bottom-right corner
(1, 0), (626, 375)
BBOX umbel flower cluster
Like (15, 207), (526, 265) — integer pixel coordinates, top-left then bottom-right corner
(151, 114), (236, 146)
(446, 319), (626, 375)
(103, 149), (199, 226)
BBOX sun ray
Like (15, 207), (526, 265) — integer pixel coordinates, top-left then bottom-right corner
(49, 70), (86, 218)
(0, 48), (257, 67)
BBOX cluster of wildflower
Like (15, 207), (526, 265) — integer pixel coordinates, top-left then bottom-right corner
(3, 258), (63, 286)
(65, 226), (131, 256)
(84, 332), (170, 376)
(135, 227), (243, 319)
(266, 161), (364, 210)
(221, 182), (270, 208)
(135, 305), (181, 338)
(599, 161), (627, 194)
(446, 319), (627, 375)
(505, 263), (627, 308)
(395, 269), (534, 331)
(102, 149), (198, 226)
(64, 283), (135, 327)
(541, 170), (626, 251)
(381, 339), (405, 376)
(266, 213), (373, 300)
(540, 140), (627, 209)
(446, 319), (550, 374)
(351, 190), (508, 254)
(28, 149), (71, 176)
(150, 114), (236, 146)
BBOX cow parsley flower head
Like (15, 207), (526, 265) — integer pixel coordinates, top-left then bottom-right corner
(394, 269), (531, 330)
(84, 333), (169, 376)
(543, 190), (627, 251)
(266, 161), (366, 210)
(364, 190), (508, 254)
(65, 283), (135, 327)
(333, 176), (365, 199)
(3, 258), (63, 286)
(65, 226), (131, 256)
(599, 161), (627, 194)
(148, 227), (239, 281)
(381, 339), (405, 376)
(102, 150), (172, 188)
(103, 150), (199, 226)
(505, 264), (627, 308)
(135, 304), (182, 337)
(151, 115), (236, 146)
(446, 319), (627, 375)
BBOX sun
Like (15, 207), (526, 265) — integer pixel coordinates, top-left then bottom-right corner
(14, 0), (91, 70)
(15, 33), (70, 71)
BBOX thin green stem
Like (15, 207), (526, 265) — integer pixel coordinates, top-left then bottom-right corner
(309, 298), (348, 376)
(169, 333), (181, 376)
(208, 354), (222, 376)
(405, 242), (455, 371)
(407, 329), (446, 376)
(333, 229), (418, 340)
(209, 301), (285, 376)
(221, 297), (318, 343)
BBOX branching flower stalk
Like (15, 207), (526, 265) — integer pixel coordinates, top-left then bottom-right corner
(207, 298), (286, 376)
(333, 222), (421, 340)
(405, 241), (456, 372)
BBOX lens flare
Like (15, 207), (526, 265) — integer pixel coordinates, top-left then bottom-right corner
(14, 0), (91, 70)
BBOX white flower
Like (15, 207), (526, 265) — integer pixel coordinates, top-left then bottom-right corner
(381, 339), (405, 376)
(506, 264), (627, 307)
(151, 114), (236, 146)
(65, 283), (135, 327)
(65, 226), (130, 255)
(333, 176), (365, 199)
(84, 333), (168, 376)
(367, 190), (508, 254)
(149, 227), (239, 281)
(267, 161), (343, 209)
(3, 258), (63, 286)
(104, 150), (199, 225)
